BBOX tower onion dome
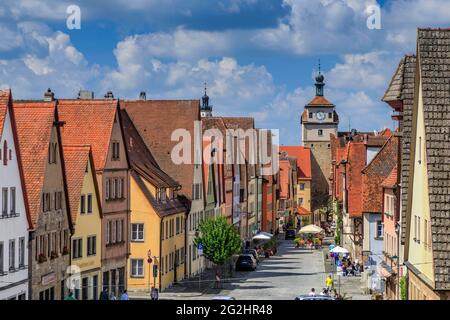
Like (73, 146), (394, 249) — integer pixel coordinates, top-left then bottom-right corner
(316, 73), (324, 83)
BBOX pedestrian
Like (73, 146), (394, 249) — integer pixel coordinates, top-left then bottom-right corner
(109, 292), (117, 300)
(151, 287), (159, 300)
(99, 288), (109, 300)
(64, 291), (76, 300)
(308, 288), (316, 296)
(120, 290), (129, 300)
(325, 274), (334, 291)
(342, 265), (348, 276)
(215, 271), (221, 289)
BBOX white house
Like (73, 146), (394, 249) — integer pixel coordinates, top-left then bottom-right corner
(0, 90), (29, 300)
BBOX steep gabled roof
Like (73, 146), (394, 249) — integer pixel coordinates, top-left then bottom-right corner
(13, 101), (57, 228)
(57, 99), (119, 171)
(400, 55), (417, 244)
(0, 90), (9, 140)
(120, 100), (199, 200)
(382, 57), (405, 105)
(120, 109), (180, 189)
(279, 146), (311, 180)
(361, 136), (399, 214)
(63, 145), (103, 224)
(415, 28), (450, 290)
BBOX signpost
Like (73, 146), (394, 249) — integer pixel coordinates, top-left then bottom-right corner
(147, 250), (152, 294)
(197, 244), (204, 289)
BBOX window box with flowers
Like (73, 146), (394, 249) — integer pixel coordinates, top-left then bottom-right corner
(62, 246), (69, 256)
(38, 253), (47, 264)
(50, 251), (58, 260)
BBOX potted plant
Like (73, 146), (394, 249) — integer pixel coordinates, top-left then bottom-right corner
(38, 253), (47, 263)
(50, 251), (58, 260)
(313, 238), (322, 249)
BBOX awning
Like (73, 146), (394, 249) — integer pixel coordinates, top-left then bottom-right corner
(296, 207), (311, 216)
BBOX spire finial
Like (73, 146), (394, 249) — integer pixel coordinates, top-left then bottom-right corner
(318, 59), (321, 75)
(204, 81), (207, 96)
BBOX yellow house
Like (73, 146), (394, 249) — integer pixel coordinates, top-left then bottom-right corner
(63, 145), (103, 300)
(121, 110), (186, 292)
(405, 29), (450, 300)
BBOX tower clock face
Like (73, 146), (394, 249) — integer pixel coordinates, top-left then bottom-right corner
(316, 111), (325, 121)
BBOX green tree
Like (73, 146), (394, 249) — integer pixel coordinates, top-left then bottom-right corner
(193, 216), (241, 267)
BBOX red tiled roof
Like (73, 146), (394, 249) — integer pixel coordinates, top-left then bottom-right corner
(58, 100), (119, 171)
(13, 101), (57, 228)
(362, 136), (399, 214)
(279, 160), (290, 199)
(63, 145), (97, 224)
(0, 90), (10, 139)
(279, 146), (311, 180)
(382, 167), (398, 189)
(120, 109), (180, 188)
(347, 142), (366, 218)
(306, 95), (335, 107)
(121, 100), (200, 200)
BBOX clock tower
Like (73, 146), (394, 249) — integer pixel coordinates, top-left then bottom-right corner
(301, 68), (339, 218)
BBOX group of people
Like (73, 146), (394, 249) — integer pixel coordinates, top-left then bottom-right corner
(64, 288), (129, 300)
(330, 252), (361, 277)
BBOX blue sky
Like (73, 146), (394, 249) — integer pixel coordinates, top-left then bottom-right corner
(1, 0), (450, 145)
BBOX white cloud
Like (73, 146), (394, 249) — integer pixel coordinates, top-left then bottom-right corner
(0, 28), (99, 98)
(326, 51), (395, 92)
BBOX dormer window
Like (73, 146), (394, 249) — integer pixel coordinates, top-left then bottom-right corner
(3, 140), (7, 166)
(48, 142), (57, 164)
(112, 142), (120, 161)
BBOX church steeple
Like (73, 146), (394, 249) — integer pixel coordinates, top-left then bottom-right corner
(315, 60), (325, 97)
(200, 82), (213, 118)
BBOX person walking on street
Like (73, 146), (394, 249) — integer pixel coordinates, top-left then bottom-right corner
(215, 271), (221, 289)
(64, 291), (76, 300)
(308, 288), (316, 296)
(120, 290), (129, 300)
(99, 288), (109, 300)
(326, 274), (334, 291)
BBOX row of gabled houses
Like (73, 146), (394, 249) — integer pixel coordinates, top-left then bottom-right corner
(330, 28), (450, 300)
(0, 86), (312, 300)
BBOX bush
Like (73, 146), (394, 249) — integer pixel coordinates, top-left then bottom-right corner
(399, 276), (407, 300)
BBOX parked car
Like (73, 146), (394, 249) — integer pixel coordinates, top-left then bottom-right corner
(294, 295), (336, 301)
(285, 229), (296, 240)
(235, 254), (257, 271)
(243, 249), (259, 262)
(212, 296), (236, 300)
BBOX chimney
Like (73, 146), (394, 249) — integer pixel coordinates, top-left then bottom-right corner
(104, 91), (114, 100)
(78, 90), (94, 100)
(139, 91), (146, 100)
(43, 88), (55, 102)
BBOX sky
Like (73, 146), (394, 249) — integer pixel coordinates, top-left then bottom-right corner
(1, 0), (450, 145)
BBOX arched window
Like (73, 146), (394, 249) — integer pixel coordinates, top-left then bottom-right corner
(3, 140), (7, 166)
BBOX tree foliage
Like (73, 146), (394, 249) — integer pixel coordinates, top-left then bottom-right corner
(399, 276), (407, 300)
(193, 216), (241, 266)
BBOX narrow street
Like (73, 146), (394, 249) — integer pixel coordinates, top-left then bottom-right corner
(217, 239), (326, 300)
